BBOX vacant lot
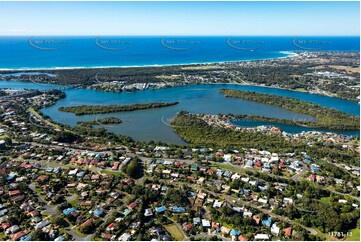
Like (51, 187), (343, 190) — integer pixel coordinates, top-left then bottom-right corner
(164, 223), (185, 241)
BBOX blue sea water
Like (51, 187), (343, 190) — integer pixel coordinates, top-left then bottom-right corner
(0, 36), (359, 69)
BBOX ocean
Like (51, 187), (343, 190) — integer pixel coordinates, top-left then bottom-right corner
(0, 36), (359, 70)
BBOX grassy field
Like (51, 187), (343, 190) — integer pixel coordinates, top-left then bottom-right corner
(0, 134), (9, 139)
(210, 163), (248, 174)
(164, 224), (185, 241)
(68, 199), (78, 207)
(181, 65), (222, 70)
(346, 228), (360, 241)
(101, 169), (124, 177)
(155, 75), (179, 79)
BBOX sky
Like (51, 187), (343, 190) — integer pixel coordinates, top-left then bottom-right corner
(0, 1), (359, 36)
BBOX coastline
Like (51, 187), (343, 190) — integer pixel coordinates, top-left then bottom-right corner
(0, 50), (295, 71)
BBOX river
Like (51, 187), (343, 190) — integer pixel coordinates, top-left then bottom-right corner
(0, 80), (359, 144)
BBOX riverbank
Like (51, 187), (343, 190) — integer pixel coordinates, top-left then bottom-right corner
(171, 112), (360, 165)
(220, 89), (360, 130)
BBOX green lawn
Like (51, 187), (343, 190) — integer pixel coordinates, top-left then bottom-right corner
(68, 199), (78, 207)
(163, 224), (185, 241)
(210, 163), (245, 174)
(0, 232), (7, 241)
(0, 134), (9, 139)
(41, 211), (50, 217)
(101, 169), (124, 177)
(346, 228), (360, 241)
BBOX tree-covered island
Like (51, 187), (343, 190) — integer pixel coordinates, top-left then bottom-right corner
(58, 102), (179, 115)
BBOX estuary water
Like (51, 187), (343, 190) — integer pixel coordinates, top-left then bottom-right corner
(0, 80), (359, 144)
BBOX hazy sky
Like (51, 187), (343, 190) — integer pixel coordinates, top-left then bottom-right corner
(0, 1), (359, 36)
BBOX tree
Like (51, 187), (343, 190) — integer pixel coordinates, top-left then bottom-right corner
(126, 157), (143, 179)
(52, 215), (67, 228)
(32, 229), (50, 241)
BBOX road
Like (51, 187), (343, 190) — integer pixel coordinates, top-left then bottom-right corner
(292, 165), (308, 181)
(165, 216), (189, 241)
(29, 183), (58, 216)
(28, 107), (62, 131)
(172, 180), (331, 240)
(29, 183), (93, 241)
(24, 142), (360, 202)
(193, 233), (231, 241)
(328, 189), (360, 202)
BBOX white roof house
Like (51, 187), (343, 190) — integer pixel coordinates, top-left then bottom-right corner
(119, 233), (131, 241)
(144, 208), (153, 217)
(271, 223), (280, 235)
(243, 211), (253, 218)
(283, 198), (293, 204)
(201, 219), (211, 228)
(223, 154), (232, 162)
(213, 200), (223, 208)
(68, 169), (78, 176)
(258, 198), (268, 204)
(254, 234), (270, 240)
(231, 173), (241, 180)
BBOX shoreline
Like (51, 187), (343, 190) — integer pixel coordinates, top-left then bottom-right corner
(0, 50), (296, 71)
(0, 78), (359, 105)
